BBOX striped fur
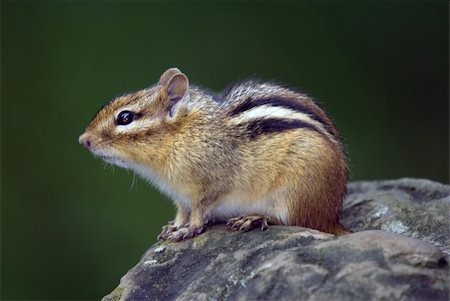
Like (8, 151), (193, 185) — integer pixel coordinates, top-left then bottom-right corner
(242, 118), (325, 141)
(223, 82), (342, 148)
(229, 96), (338, 139)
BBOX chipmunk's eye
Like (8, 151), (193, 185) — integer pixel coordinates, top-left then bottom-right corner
(116, 110), (135, 125)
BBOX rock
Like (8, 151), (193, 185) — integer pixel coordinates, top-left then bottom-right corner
(343, 178), (450, 258)
(102, 179), (450, 301)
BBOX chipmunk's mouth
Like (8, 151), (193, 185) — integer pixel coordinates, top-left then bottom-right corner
(99, 155), (128, 168)
(100, 155), (115, 162)
(86, 146), (129, 169)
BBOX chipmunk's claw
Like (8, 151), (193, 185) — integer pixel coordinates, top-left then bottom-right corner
(227, 215), (270, 232)
(157, 220), (178, 241)
(166, 225), (204, 242)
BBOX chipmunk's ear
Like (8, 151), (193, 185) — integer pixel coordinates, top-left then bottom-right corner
(165, 72), (189, 101)
(159, 68), (182, 86)
(159, 68), (189, 118)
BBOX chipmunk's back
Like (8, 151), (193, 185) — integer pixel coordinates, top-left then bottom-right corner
(210, 81), (349, 234)
(221, 81), (342, 146)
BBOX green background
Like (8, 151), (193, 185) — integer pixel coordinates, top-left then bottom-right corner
(2, 1), (448, 300)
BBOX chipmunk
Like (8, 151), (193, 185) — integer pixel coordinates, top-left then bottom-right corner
(79, 68), (349, 241)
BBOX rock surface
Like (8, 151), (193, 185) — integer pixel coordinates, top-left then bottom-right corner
(343, 178), (450, 258)
(102, 179), (450, 301)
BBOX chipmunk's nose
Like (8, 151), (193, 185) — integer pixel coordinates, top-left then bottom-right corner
(79, 133), (91, 149)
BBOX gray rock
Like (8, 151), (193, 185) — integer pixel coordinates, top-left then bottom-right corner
(102, 179), (450, 301)
(343, 178), (450, 258)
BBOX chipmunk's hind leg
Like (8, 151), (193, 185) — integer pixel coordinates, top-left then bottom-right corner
(227, 215), (277, 231)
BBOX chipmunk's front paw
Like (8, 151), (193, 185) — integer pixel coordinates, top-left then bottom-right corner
(227, 215), (270, 231)
(157, 220), (178, 241)
(167, 225), (204, 242)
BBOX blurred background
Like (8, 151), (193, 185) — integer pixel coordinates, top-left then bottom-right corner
(1, 1), (448, 300)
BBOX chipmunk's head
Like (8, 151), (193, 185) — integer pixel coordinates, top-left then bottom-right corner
(79, 68), (190, 169)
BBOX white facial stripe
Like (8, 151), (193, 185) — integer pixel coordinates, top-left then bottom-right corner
(229, 105), (336, 142)
(115, 117), (160, 133)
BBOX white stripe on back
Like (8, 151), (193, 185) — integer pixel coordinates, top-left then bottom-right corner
(229, 104), (336, 142)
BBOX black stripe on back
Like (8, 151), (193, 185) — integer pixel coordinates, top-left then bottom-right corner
(243, 118), (328, 141)
(230, 97), (336, 138)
